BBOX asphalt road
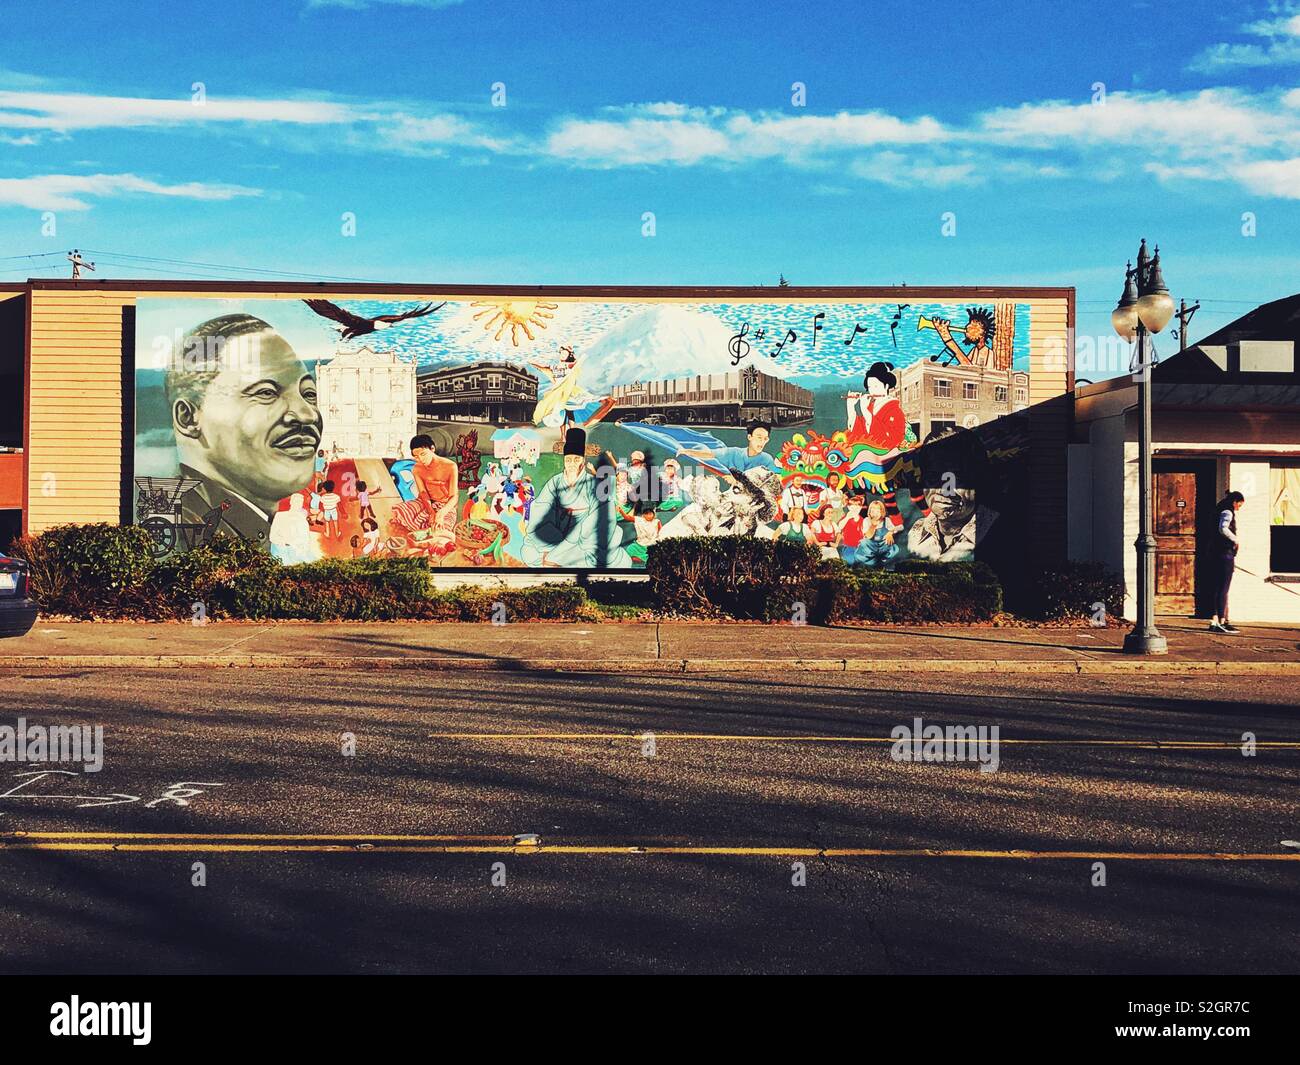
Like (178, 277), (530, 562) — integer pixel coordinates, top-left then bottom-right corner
(0, 668), (1297, 974)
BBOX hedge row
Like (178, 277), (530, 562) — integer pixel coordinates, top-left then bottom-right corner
(8, 523), (1122, 623)
(645, 536), (1003, 623)
(10, 525), (596, 622)
(818, 558), (1004, 624)
(646, 535), (822, 620)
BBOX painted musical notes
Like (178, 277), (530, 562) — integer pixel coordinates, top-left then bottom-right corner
(889, 304), (910, 349)
(728, 323), (751, 366)
(770, 328), (797, 358)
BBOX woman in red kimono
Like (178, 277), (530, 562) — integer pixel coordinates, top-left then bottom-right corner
(845, 361), (906, 451)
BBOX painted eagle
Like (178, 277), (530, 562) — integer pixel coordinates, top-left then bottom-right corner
(303, 298), (445, 340)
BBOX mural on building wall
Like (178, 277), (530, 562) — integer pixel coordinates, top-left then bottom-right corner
(133, 297), (1032, 568)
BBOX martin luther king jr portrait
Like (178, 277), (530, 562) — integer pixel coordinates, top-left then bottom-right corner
(165, 314), (322, 544)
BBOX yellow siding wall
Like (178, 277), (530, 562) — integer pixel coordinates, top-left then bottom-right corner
(25, 289), (1072, 534)
(1025, 297), (1071, 402)
(28, 290), (132, 530)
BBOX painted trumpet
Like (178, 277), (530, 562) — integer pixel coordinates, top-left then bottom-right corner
(916, 315), (951, 333)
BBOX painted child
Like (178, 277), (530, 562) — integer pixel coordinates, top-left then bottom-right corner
(360, 516), (382, 556)
(318, 479), (342, 540)
(356, 480), (380, 521)
(627, 507), (662, 564)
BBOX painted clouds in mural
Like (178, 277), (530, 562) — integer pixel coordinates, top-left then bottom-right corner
(132, 296), (1031, 569)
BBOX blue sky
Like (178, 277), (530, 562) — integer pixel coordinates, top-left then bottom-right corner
(1, 0), (1298, 370)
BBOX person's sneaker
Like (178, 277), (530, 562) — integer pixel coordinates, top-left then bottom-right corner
(1208, 621), (1227, 633)
(1222, 623), (1241, 634)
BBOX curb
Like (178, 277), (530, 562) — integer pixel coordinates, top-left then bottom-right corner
(1, 655), (1298, 674)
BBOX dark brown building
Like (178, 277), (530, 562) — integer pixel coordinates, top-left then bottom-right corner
(417, 361), (538, 423)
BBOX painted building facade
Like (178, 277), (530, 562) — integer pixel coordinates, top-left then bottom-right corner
(607, 368), (814, 427)
(317, 345), (416, 460)
(899, 361), (1030, 440)
(416, 360), (537, 424)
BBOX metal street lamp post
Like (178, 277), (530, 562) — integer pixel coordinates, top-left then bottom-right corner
(1112, 239), (1175, 655)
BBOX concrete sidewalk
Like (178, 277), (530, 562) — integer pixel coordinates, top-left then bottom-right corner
(2, 618), (1298, 673)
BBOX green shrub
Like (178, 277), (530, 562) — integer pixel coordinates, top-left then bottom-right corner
(8, 531), (69, 608)
(1006, 560), (1125, 621)
(645, 537), (1002, 623)
(204, 556), (435, 621)
(150, 534), (280, 612)
(815, 559), (1002, 624)
(646, 535), (822, 620)
(428, 584), (593, 622)
(11, 523), (156, 614)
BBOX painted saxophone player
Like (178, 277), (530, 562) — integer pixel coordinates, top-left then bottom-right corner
(166, 314), (323, 543)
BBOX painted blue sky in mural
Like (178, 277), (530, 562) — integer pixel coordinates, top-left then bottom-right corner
(330, 299), (1032, 381)
(134, 297), (1032, 386)
(3, 0), (1297, 368)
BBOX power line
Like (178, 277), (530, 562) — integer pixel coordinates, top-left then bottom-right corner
(0, 248), (1286, 304)
(79, 249), (392, 285)
(87, 256), (271, 277)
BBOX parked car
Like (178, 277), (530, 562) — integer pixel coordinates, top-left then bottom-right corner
(0, 553), (38, 637)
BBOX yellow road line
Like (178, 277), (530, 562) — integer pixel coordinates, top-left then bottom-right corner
(2, 840), (1298, 860)
(1, 832), (512, 842)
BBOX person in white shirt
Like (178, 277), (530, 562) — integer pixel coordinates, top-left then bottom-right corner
(820, 472), (848, 520)
(780, 474), (809, 517)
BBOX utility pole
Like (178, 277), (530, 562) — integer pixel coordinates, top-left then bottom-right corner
(67, 249), (95, 280)
(1174, 298), (1200, 351)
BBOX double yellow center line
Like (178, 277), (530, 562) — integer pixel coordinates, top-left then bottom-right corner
(3, 833), (1297, 860)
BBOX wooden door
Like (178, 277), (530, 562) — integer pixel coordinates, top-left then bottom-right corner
(1154, 470), (1197, 613)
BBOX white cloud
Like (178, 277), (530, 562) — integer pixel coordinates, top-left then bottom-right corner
(978, 89), (1297, 152)
(1235, 157), (1300, 198)
(0, 90), (364, 132)
(974, 88), (1300, 196)
(726, 111), (948, 156)
(1249, 12), (1300, 35)
(376, 113), (515, 155)
(1189, 7), (1300, 71)
(0, 86), (509, 157)
(1189, 39), (1300, 72)
(545, 117), (733, 166)
(0, 173), (261, 210)
(1, 81), (1298, 203)
(537, 89), (1300, 199)
(543, 107), (947, 168)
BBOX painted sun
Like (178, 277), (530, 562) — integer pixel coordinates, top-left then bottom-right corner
(470, 300), (559, 346)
